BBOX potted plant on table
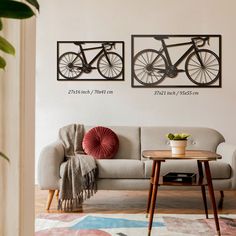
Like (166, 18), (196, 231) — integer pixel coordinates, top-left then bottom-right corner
(166, 133), (190, 155)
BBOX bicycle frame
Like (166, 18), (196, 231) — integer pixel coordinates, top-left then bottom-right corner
(76, 44), (111, 67)
(158, 39), (202, 68)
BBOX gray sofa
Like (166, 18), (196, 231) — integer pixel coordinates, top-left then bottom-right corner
(38, 126), (236, 210)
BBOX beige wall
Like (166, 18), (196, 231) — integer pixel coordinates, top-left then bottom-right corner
(36, 0), (236, 181)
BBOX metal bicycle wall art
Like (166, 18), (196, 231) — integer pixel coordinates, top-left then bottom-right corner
(57, 41), (124, 81)
(131, 35), (222, 88)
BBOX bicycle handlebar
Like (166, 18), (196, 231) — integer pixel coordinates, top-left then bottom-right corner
(193, 36), (210, 47)
(103, 42), (115, 50)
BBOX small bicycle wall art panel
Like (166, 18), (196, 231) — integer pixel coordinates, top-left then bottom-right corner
(131, 35), (221, 88)
(57, 41), (124, 81)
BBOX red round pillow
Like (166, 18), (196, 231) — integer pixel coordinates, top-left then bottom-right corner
(82, 126), (119, 159)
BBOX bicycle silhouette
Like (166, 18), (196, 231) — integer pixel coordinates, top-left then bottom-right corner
(133, 36), (220, 86)
(58, 42), (123, 80)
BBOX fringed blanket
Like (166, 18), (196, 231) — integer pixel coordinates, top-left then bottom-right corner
(58, 124), (97, 211)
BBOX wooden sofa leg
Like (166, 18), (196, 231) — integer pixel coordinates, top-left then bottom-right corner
(55, 190), (59, 201)
(46, 190), (55, 211)
(218, 190), (224, 210)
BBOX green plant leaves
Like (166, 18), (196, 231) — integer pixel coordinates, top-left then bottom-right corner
(0, 1), (35, 19)
(166, 133), (175, 140)
(0, 35), (15, 70)
(173, 134), (182, 140)
(0, 0), (39, 70)
(179, 133), (190, 140)
(26, 0), (40, 11)
(166, 133), (190, 140)
(0, 36), (15, 55)
(0, 56), (6, 69)
(0, 152), (10, 162)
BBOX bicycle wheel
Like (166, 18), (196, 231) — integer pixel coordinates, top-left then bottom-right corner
(97, 52), (123, 79)
(133, 49), (167, 86)
(185, 49), (220, 86)
(58, 52), (83, 79)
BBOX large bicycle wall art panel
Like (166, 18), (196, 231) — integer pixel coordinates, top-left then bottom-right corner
(57, 41), (124, 81)
(131, 35), (222, 88)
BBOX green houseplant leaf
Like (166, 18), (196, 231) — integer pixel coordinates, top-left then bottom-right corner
(0, 56), (6, 69)
(0, 35), (15, 55)
(173, 134), (182, 140)
(0, 1), (35, 19)
(166, 133), (190, 140)
(25, 0), (40, 11)
(0, 0), (39, 70)
(166, 133), (175, 140)
(0, 152), (10, 162)
(179, 133), (190, 140)
(0, 19), (2, 30)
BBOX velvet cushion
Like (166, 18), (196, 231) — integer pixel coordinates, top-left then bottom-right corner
(82, 126), (119, 159)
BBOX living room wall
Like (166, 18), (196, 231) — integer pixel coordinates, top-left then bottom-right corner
(36, 0), (236, 179)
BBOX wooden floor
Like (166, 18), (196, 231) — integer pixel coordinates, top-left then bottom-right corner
(35, 186), (236, 216)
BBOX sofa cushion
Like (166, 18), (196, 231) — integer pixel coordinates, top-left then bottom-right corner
(144, 160), (231, 179)
(60, 159), (144, 179)
(85, 126), (140, 160)
(141, 127), (225, 160)
(82, 126), (119, 159)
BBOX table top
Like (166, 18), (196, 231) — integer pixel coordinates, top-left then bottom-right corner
(142, 150), (222, 161)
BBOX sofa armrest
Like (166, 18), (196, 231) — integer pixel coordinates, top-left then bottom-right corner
(37, 140), (65, 190)
(217, 142), (236, 189)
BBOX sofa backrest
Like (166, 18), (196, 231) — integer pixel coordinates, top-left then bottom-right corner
(84, 126), (140, 160)
(84, 126), (225, 160)
(141, 127), (225, 160)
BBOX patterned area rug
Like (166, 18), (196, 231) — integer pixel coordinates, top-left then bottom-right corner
(35, 213), (236, 236)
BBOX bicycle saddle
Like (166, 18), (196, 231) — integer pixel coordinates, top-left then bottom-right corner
(74, 42), (85, 45)
(153, 36), (169, 40)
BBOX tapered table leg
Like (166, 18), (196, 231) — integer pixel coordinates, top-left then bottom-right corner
(146, 161), (157, 218)
(197, 160), (208, 218)
(201, 186), (208, 218)
(204, 161), (221, 236)
(218, 190), (224, 210)
(148, 161), (161, 236)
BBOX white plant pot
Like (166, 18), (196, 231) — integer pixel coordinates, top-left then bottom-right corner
(170, 140), (187, 155)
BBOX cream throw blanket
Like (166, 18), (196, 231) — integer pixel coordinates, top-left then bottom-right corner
(58, 124), (97, 211)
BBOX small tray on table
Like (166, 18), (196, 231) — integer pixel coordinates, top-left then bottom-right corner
(163, 172), (196, 183)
